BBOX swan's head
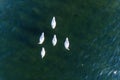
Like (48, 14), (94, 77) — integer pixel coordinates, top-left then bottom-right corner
(54, 34), (56, 38)
(42, 32), (44, 35)
(66, 37), (69, 41)
(53, 16), (55, 20)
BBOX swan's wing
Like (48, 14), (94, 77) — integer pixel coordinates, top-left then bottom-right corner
(38, 32), (45, 44)
(52, 35), (57, 46)
(41, 47), (46, 58)
(64, 37), (70, 50)
(51, 16), (56, 29)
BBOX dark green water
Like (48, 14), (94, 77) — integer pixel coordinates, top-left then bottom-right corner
(0, 0), (120, 80)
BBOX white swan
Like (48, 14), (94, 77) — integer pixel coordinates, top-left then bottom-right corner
(41, 47), (46, 58)
(64, 37), (70, 50)
(52, 34), (57, 46)
(51, 16), (56, 29)
(38, 32), (45, 44)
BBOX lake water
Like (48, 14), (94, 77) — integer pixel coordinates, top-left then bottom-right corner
(0, 0), (120, 80)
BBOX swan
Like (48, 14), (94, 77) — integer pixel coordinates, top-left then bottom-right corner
(38, 32), (45, 44)
(64, 37), (70, 50)
(52, 34), (57, 46)
(51, 16), (56, 29)
(41, 47), (46, 58)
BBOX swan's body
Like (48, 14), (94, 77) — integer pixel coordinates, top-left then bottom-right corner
(41, 47), (46, 58)
(64, 37), (70, 50)
(51, 16), (56, 29)
(38, 32), (45, 44)
(52, 34), (57, 46)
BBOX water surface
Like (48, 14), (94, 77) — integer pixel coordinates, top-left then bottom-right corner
(0, 0), (120, 80)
